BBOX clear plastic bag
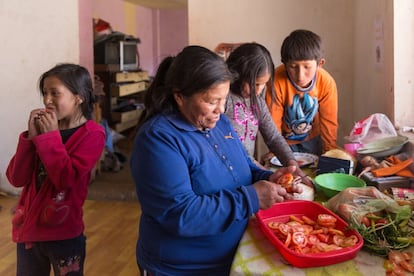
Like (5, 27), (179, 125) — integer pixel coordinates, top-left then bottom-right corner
(326, 186), (413, 255)
(345, 113), (397, 144)
(326, 186), (405, 223)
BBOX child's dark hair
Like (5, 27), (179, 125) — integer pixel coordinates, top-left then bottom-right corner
(226, 42), (275, 116)
(138, 45), (233, 127)
(38, 63), (95, 119)
(280, 29), (324, 63)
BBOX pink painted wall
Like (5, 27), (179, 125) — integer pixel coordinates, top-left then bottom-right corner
(159, 9), (189, 62)
(135, 6), (156, 75)
(92, 0), (126, 33)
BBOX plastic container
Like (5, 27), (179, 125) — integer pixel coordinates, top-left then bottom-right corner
(256, 200), (363, 268)
(356, 136), (408, 158)
(314, 173), (366, 198)
(344, 142), (363, 157)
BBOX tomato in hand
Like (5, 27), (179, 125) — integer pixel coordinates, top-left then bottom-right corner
(276, 173), (294, 193)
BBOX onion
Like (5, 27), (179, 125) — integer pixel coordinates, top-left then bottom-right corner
(294, 183), (315, 201)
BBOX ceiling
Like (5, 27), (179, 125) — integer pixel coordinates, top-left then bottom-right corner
(125, 0), (187, 9)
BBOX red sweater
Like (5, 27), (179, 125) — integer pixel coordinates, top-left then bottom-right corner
(6, 120), (105, 243)
(265, 65), (338, 153)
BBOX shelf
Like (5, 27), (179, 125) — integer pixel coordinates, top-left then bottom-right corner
(111, 81), (147, 97)
(114, 71), (149, 83)
(114, 118), (139, 132)
(111, 108), (143, 123)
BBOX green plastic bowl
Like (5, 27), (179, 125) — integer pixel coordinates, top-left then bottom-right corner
(314, 173), (366, 198)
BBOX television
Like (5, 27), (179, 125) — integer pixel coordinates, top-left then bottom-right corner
(94, 40), (139, 71)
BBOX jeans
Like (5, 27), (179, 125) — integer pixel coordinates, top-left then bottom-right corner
(17, 234), (86, 276)
(289, 136), (323, 156)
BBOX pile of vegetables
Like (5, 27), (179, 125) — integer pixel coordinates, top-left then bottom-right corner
(347, 199), (413, 256)
(327, 187), (414, 256)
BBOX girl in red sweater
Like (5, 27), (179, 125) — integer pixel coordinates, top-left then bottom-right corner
(6, 63), (105, 276)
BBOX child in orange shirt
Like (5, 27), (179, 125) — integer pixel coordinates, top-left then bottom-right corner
(265, 29), (338, 155)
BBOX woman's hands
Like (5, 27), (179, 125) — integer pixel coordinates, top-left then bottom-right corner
(253, 179), (289, 209)
(254, 166), (304, 209)
(286, 159), (314, 187)
(28, 108), (58, 139)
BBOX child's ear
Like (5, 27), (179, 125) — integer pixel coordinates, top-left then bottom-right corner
(76, 95), (83, 104)
(318, 58), (326, 67)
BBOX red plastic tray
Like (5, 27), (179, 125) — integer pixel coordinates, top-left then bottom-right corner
(256, 200), (363, 268)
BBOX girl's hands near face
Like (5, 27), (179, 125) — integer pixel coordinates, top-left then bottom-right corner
(28, 108), (44, 139)
(29, 109), (58, 137)
(36, 109), (58, 133)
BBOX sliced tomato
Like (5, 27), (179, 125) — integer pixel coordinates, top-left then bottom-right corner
(292, 231), (307, 248)
(284, 232), (292, 247)
(328, 228), (345, 236)
(332, 234), (345, 247)
(301, 215), (316, 225)
(392, 263), (408, 276)
(317, 233), (330, 243)
(316, 242), (341, 252)
(292, 245), (311, 254)
(402, 252), (413, 261)
(291, 224), (313, 234)
(400, 260), (414, 273)
(310, 228), (324, 235)
(341, 235), (358, 247)
(268, 221), (280, 229)
(389, 250), (406, 264)
(383, 259), (395, 272)
(278, 223), (291, 236)
(361, 216), (371, 227)
(289, 215), (304, 224)
(307, 234), (320, 246)
(286, 221), (302, 227)
(317, 214), (337, 227)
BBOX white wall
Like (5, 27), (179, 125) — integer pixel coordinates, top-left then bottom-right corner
(0, 1), (79, 193)
(188, 0), (355, 144)
(393, 0), (414, 128)
(353, 0), (394, 123)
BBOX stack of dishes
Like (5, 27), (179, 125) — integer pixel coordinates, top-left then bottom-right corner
(356, 136), (409, 158)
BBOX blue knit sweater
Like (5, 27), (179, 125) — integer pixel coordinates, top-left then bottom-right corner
(130, 111), (272, 275)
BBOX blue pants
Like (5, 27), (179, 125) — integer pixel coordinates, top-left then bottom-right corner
(290, 136), (323, 156)
(17, 234), (86, 276)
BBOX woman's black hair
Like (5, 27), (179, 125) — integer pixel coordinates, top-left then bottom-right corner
(138, 45), (233, 127)
(226, 42), (276, 116)
(39, 63), (95, 119)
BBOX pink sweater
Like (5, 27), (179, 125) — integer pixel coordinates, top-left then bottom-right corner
(6, 120), (105, 243)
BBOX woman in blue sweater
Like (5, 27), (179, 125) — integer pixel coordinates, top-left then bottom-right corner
(130, 45), (302, 275)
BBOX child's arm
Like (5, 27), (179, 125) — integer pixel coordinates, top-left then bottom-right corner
(317, 71), (338, 152)
(33, 123), (105, 191)
(6, 132), (37, 187)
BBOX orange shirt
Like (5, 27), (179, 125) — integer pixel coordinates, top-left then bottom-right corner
(265, 64), (338, 153)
